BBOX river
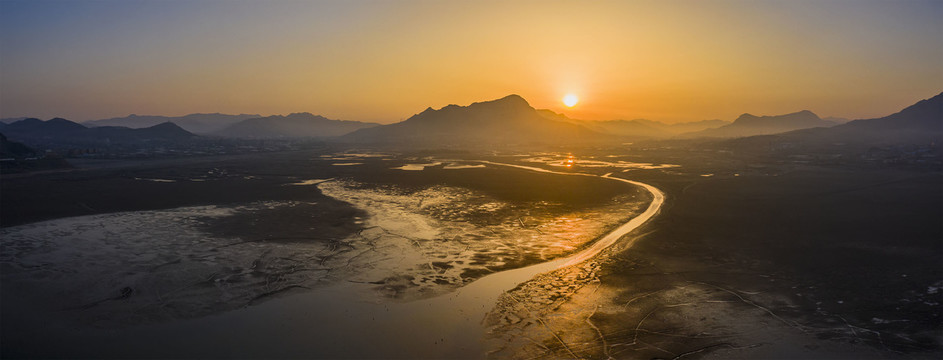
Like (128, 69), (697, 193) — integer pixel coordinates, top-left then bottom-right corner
(9, 161), (664, 359)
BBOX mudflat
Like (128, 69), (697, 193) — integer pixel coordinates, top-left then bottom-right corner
(2, 148), (940, 359)
(0, 149), (653, 358)
(486, 165), (942, 359)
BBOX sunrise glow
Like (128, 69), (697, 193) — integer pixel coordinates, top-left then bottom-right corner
(0, 1), (940, 359)
(562, 94), (579, 108)
(2, 1), (939, 123)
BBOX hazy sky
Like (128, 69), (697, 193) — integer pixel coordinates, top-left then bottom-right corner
(1, 0), (941, 123)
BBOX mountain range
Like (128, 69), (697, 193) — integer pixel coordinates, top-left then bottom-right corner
(682, 110), (838, 138)
(340, 95), (605, 146)
(725, 92), (943, 151)
(3, 92), (939, 150)
(0, 117), (29, 125)
(83, 113), (260, 134)
(0, 133), (37, 159)
(597, 119), (729, 138)
(342, 93), (941, 148)
(77, 112), (379, 138)
(213, 113), (379, 138)
(1, 118), (196, 146)
(341, 95), (851, 145)
(535, 109), (729, 138)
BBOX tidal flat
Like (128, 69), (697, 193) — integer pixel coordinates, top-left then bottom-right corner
(0, 149), (651, 358)
(1, 148), (940, 359)
(485, 162), (942, 359)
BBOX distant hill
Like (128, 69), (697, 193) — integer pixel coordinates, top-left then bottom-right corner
(0, 133), (72, 172)
(535, 110), (666, 138)
(823, 116), (851, 124)
(84, 113), (260, 134)
(1, 117), (28, 125)
(726, 92), (943, 151)
(90, 122), (197, 141)
(838, 93), (942, 133)
(536, 110), (728, 138)
(214, 113), (379, 138)
(4, 118), (87, 138)
(2, 118), (197, 146)
(662, 119), (731, 134)
(582, 119), (671, 138)
(584, 118), (729, 138)
(801, 92), (942, 145)
(0, 133), (38, 159)
(340, 95), (607, 146)
(683, 110), (835, 138)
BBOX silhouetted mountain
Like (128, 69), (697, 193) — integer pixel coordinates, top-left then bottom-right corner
(341, 95), (607, 146)
(89, 122), (197, 141)
(823, 116), (851, 124)
(2, 118), (197, 146)
(725, 92), (943, 152)
(534, 109), (571, 122)
(0, 132), (72, 172)
(804, 92), (943, 144)
(583, 119), (671, 138)
(0, 133), (38, 159)
(662, 119), (731, 134)
(214, 113), (379, 138)
(592, 119), (731, 138)
(838, 93), (942, 132)
(84, 113), (260, 134)
(1, 117), (28, 125)
(684, 110), (834, 138)
(536, 109), (728, 138)
(3, 118), (86, 137)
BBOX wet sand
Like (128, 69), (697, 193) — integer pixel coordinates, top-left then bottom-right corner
(1, 151), (653, 358)
(1, 160), (663, 359)
(485, 165), (942, 359)
(3, 149), (939, 359)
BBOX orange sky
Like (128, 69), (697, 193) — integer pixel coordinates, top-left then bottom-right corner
(1, 0), (941, 123)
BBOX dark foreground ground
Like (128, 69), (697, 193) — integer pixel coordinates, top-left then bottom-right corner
(2, 147), (941, 359)
(486, 160), (942, 359)
(1, 148), (648, 358)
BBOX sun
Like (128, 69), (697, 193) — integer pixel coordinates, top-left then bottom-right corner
(562, 94), (579, 107)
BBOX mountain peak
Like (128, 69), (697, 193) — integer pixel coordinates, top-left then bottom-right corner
(213, 113), (377, 138)
(341, 94), (606, 146)
(138, 121), (197, 138)
(687, 109), (830, 138)
(890, 91), (942, 121)
(788, 110), (821, 120)
(458, 94), (534, 116)
(734, 110), (821, 124)
(148, 121), (185, 130)
(45, 118), (88, 130)
(406, 95), (537, 124)
(844, 91), (943, 130)
(484, 94), (530, 107)
(501, 93), (526, 101)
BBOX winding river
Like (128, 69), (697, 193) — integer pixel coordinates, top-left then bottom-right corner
(19, 161), (664, 359)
